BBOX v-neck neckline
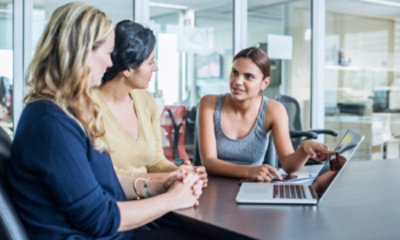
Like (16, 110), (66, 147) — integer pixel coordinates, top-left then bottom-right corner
(97, 89), (141, 143)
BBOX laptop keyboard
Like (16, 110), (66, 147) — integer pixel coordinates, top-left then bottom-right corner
(273, 184), (306, 199)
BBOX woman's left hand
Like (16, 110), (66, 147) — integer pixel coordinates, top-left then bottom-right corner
(177, 164), (208, 188)
(301, 140), (336, 161)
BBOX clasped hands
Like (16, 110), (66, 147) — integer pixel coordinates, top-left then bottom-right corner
(141, 166), (204, 208)
(176, 162), (208, 188)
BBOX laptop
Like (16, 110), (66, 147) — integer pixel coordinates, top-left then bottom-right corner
(236, 130), (364, 205)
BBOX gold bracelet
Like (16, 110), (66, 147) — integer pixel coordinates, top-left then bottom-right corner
(133, 177), (146, 200)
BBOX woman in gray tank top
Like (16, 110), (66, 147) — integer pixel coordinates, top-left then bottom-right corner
(198, 47), (335, 182)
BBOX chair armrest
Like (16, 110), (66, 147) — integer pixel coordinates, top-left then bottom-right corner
(290, 131), (318, 139)
(309, 129), (338, 137)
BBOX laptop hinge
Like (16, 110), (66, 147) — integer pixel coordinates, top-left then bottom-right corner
(309, 185), (318, 199)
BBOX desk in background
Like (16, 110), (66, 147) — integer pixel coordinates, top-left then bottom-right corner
(167, 160), (400, 240)
(325, 113), (400, 160)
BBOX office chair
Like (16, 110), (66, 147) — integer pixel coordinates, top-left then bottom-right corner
(184, 106), (197, 160)
(0, 127), (29, 240)
(160, 106), (189, 166)
(262, 135), (279, 168)
(193, 127), (201, 166)
(276, 94), (338, 164)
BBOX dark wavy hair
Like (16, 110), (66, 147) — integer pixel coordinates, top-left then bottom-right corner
(233, 47), (270, 79)
(102, 20), (156, 84)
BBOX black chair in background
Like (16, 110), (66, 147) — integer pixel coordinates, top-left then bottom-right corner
(184, 106), (197, 163)
(160, 106), (190, 166)
(164, 108), (186, 166)
(192, 129), (201, 167)
(276, 94), (338, 164)
(262, 135), (279, 168)
(0, 127), (28, 240)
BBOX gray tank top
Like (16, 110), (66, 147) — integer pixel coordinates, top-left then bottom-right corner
(214, 95), (269, 166)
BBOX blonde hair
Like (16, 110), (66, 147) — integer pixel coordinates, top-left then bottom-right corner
(24, 2), (113, 151)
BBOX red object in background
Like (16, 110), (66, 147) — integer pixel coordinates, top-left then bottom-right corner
(160, 105), (189, 163)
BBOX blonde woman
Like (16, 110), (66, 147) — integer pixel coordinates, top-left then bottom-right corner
(7, 2), (203, 239)
(91, 20), (207, 186)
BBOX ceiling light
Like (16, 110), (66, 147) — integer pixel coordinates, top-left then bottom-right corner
(150, 2), (188, 10)
(361, 0), (400, 8)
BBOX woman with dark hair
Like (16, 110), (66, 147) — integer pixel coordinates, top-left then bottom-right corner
(198, 47), (334, 181)
(91, 20), (207, 186)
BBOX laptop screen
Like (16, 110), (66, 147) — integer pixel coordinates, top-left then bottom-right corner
(311, 130), (364, 200)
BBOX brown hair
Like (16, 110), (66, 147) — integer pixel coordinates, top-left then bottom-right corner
(233, 47), (270, 79)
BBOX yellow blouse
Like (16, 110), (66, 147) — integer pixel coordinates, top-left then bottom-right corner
(91, 88), (175, 177)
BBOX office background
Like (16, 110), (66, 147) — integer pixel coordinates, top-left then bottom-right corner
(1, 0), (399, 161)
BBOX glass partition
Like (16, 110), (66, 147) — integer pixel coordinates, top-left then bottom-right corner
(248, 0), (312, 129)
(325, 0), (400, 160)
(150, 0), (233, 160)
(0, 0), (14, 135)
(150, 0), (233, 106)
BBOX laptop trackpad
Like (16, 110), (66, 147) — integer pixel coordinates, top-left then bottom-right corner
(239, 183), (273, 198)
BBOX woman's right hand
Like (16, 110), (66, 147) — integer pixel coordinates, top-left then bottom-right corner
(167, 173), (203, 210)
(176, 164), (208, 188)
(247, 164), (282, 182)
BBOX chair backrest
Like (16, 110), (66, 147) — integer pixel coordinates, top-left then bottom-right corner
(263, 135), (279, 168)
(276, 95), (303, 149)
(160, 106), (189, 164)
(184, 106), (196, 159)
(0, 127), (28, 240)
(192, 108), (201, 166)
